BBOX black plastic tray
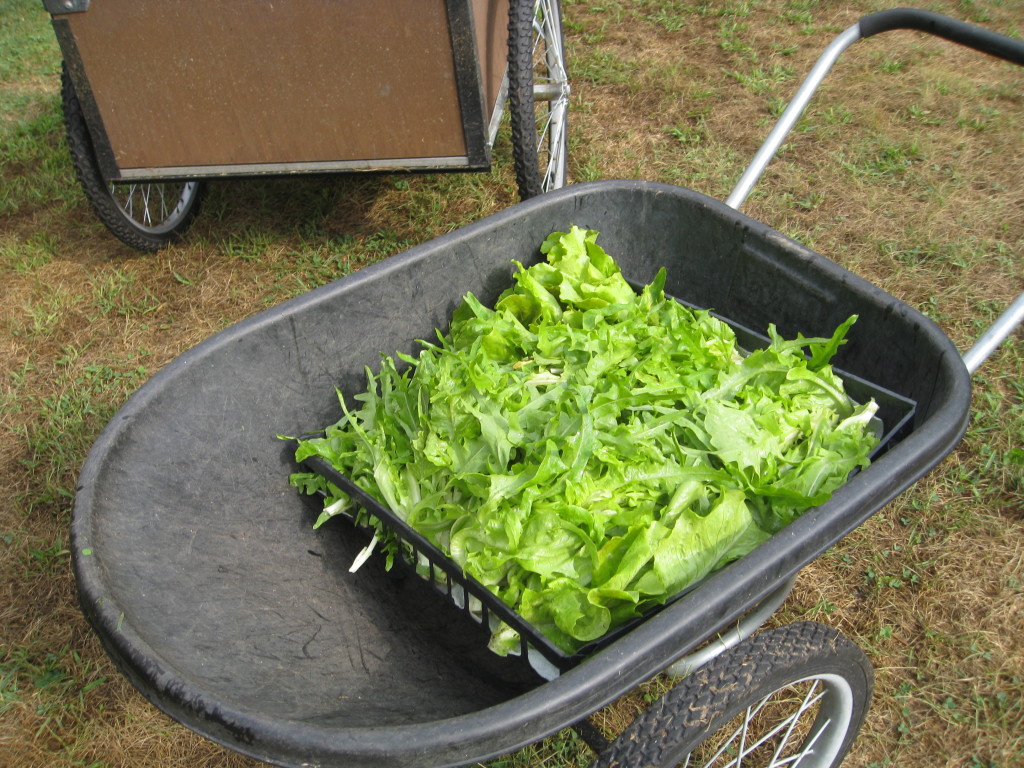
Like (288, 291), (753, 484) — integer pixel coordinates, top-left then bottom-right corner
(72, 181), (970, 768)
(295, 303), (918, 676)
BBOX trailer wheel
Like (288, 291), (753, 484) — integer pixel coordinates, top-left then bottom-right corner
(591, 622), (873, 768)
(508, 0), (569, 199)
(61, 65), (203, 252)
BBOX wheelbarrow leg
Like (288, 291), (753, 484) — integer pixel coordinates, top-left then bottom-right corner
(571, 716), (611, 756)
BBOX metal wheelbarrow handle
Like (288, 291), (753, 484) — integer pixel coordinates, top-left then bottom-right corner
(858, 7), (1024, 63)
(725, 7), (1024, 376)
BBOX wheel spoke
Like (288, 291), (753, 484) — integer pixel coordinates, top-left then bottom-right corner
(108, 180), (198, 234)
(788, 719), (831, 768)
(532, 0), (568, 193)
(698, 697), (764, 768)
(774, 681), (827, 766)
(121, 184), (136, 220)
(156, 185), (169, 222)
(738, 688), (825, 766)
(141, 185), (153, 226)
(691, 680), (836, 768)
(536, 108), (554, 152)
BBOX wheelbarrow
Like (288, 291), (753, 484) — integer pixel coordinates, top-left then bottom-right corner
(43, 0), (569, 251)
(70, 8), (1023, 767)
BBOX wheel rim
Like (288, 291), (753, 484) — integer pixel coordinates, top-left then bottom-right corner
(684, 673), (855, 768)
(109, 180), (201, 235)
(531, 0), (569, 192)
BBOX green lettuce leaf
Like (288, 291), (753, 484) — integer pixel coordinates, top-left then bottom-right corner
(288, 226), (879, 656)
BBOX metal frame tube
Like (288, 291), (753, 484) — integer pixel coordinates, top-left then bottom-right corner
(725, 19), (1022, 374)
(962, 293), (1024, 374)
(677, 13), (1022, 678)
(666, 576), (798, 678)
(725, 24), (861, 211)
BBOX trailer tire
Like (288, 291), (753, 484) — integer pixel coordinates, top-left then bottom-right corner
(591, 622), (873, 768)
(508, 0), (569, 200)
(61, 64), (203, 252)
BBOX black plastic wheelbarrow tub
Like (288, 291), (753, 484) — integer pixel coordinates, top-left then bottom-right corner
(71, 180), (971, 768)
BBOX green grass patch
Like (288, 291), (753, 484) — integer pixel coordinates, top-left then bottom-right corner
(3, 1), (1023, 766)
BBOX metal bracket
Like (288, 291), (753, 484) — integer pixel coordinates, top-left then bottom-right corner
(666, 575), (798, 678)
(43, 0), (90, 14)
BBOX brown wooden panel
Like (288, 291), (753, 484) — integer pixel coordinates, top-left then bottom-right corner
(63, 0), (469, 170)
(471, 0), (510, 117)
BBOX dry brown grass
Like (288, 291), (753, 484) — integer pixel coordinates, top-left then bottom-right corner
(2, 0), (1022, 766)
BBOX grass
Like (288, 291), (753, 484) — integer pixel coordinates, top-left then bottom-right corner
(2, 0), (1022, 766)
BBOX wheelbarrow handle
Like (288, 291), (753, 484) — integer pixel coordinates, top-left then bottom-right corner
(725, 8), (1024, 375)
(962, 293), (1024, 375)
(859, 8), (1024, 66)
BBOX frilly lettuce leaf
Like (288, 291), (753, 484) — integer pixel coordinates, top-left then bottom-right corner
(289, 226), (878, 656)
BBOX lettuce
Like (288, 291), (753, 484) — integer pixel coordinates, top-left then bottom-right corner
(289, 227), (879, 656)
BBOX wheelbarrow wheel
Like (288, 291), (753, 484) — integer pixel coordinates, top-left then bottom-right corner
(508, 0), (569, 200)
(61, 64), (203, 252)
(591, 622), (873, 768)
